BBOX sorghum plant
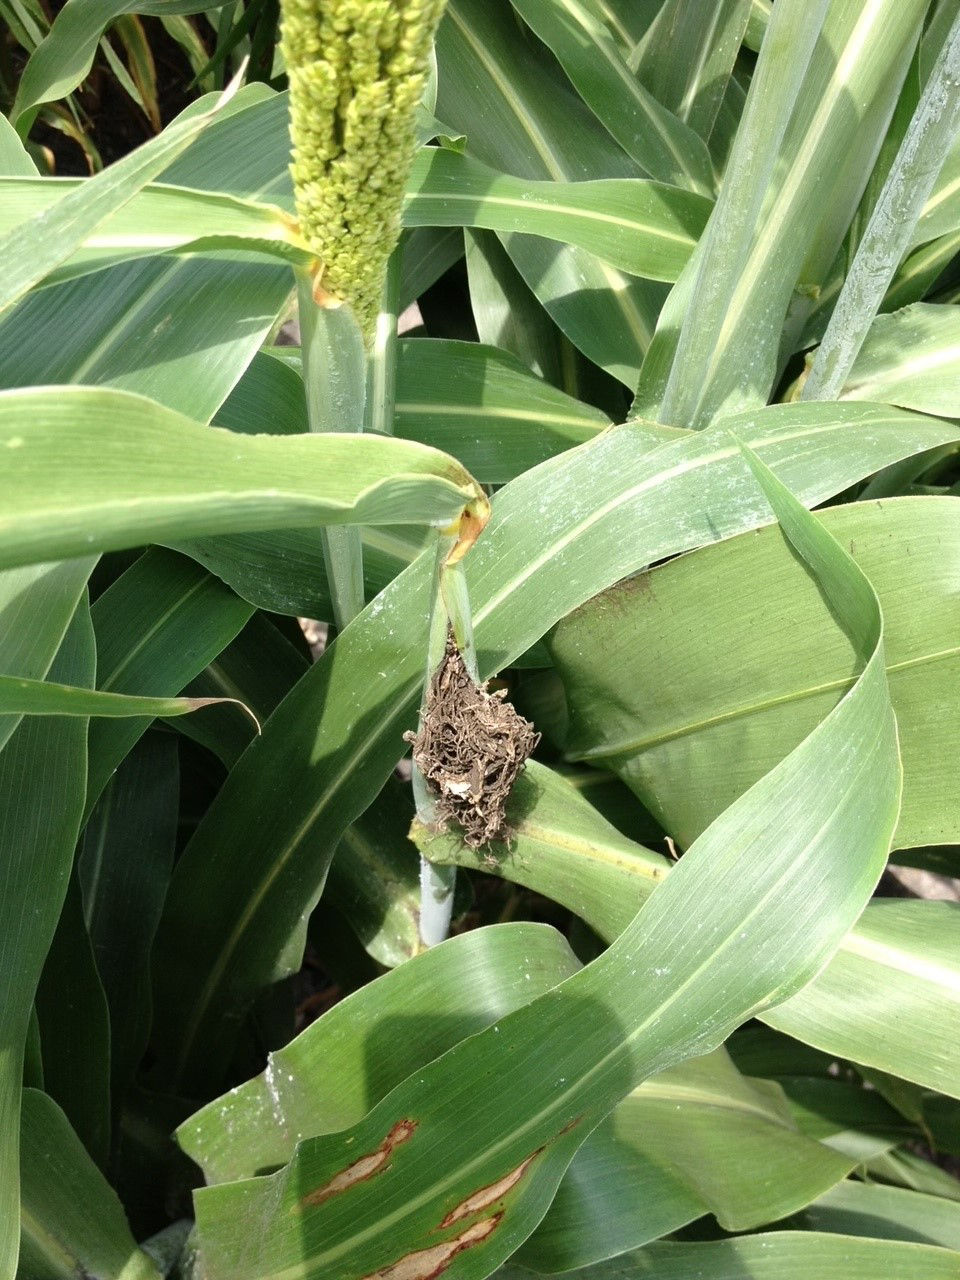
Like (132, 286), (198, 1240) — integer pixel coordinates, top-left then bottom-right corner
(1, 2), (960, 1279)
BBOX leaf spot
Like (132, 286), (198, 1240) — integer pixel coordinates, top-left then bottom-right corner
(438, 1149), (541, 1228)
(300, 1119), (417, 1207)
(360, 1214), (500, 1280)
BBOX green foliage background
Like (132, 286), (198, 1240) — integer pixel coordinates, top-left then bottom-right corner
(2, 2), (960, 1278)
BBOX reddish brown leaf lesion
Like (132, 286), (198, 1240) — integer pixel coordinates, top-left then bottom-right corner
(360, 1214), (501, 1280)
(438, 1149), (541, 1228)
(300, 1119), (418, 1208)
(359, 1142), (550, 1279)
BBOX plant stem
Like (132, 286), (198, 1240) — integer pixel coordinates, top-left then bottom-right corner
(365, 249), (401, 436)
(413, 528), (468, 946)
(296, 269), (367, 630)
(440, 556), (478, 681)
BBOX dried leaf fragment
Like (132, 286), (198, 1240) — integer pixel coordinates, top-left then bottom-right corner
(405, 634), (539, 848)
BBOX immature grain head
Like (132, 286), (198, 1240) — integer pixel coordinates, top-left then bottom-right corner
(281, 0), (446, 337)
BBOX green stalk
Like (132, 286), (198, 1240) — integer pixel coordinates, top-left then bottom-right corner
(439, 556), (478, 681)
(803, 9), (960, 401)
(413, 529), (460, 946)
(281, 0), (455, 921)
(365, 249), (401, 437)
(412, 526), (484, 945)
(296, 269), (367, 629)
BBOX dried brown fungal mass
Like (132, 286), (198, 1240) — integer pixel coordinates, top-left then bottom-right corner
(405, 634), (539, 848)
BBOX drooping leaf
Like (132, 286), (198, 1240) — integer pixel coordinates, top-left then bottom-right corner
(151, 400), (952, 1094)
(0, 385), (485, 572)
(550, 496), (960, 851)
(11, 0), (228, 129)
(0, 83), (242, 315)
(185, 443), (899, 1280)
(403, 147), (711, 283)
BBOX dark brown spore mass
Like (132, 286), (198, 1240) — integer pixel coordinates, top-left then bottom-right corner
(405, 634), (540, 848)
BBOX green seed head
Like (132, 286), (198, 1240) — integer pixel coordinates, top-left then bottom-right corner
(282, 0), (447, 338)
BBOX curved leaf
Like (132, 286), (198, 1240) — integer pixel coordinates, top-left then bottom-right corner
(425, 764), (960, 1099)
(497, 1232), (960, 1279)
(551, 497), (960, 850)
(0, 673), (249, 721)
(0, 177), (311, 286)
(180, 923), (581, 1185)
(151, 400), (953, 1095)
(0, 386), (485, 571)
(404, 148), (711, 283)
(519, 1052), (860, 1272)
(11, 0), (227, 129)
(187, 448), (899, 1280)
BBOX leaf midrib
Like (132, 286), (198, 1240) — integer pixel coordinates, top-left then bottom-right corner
(572, 643), (960, 761)
(404, 183), (699, 249)
(396, 398), (605, 432)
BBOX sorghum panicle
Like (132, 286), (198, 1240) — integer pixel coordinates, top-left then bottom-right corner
(282, 0), (447, 338)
